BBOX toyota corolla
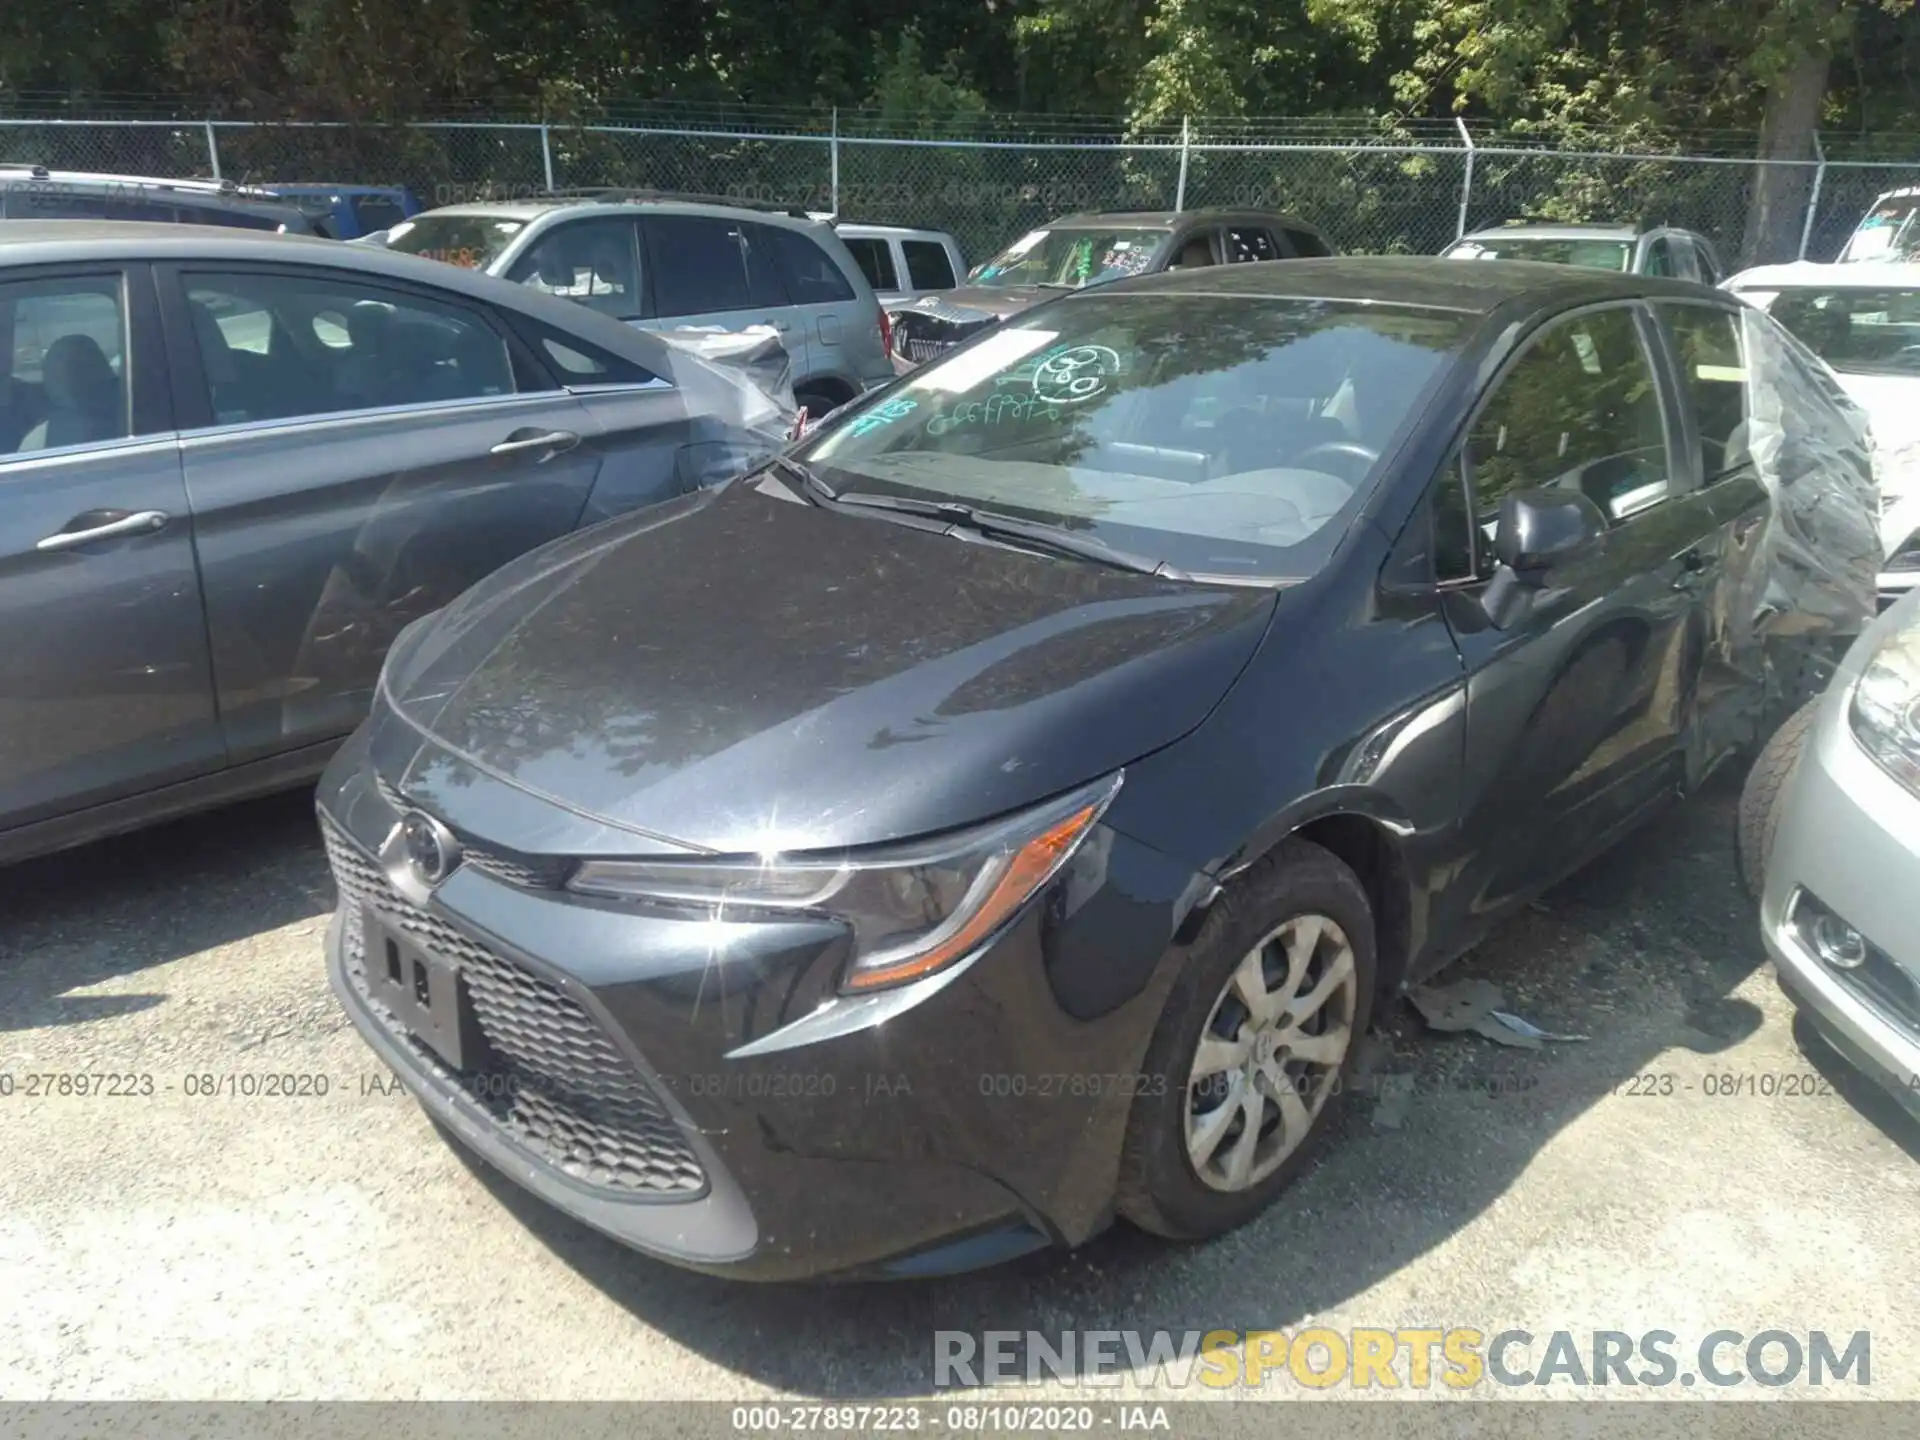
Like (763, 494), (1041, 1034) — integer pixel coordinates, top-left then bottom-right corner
(317, 258), (1875, 1280)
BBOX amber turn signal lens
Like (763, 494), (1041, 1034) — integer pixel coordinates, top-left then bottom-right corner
(840, 802), (1101, 992)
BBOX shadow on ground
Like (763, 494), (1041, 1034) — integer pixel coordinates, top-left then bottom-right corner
(0, 787), (332, 1031)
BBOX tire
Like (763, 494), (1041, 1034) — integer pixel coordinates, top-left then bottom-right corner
(1736, 696), (1819, 900)
(793, 385), (848, 421)
(1116, 838), (1377, 1241)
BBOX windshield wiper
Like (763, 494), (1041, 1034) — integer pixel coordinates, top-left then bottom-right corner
(1034, 281), (1079, 290)
(831, 491), (1185, 579)
(771, 454), (838, 506)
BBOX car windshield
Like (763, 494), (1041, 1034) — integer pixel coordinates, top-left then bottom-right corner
(1736, 286), (1920, 376)
(385, 214), (526, 270)
(1839, 197), (1920, 263)
(1446, 236), (1633, 271)
(797, 293), (1472, 581)
(970, 227), (1171, 289)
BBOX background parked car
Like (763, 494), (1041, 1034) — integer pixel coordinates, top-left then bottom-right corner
(885, 207), (1336, 371)
(1747, 585), (1920, 1119)
(1444, 221), (1725, 283)
(0, 220), (784, 866)
(1837, 186), (1920, 263)
(0, 165), (321, 234)
(1725, 261), (1920, 609)
(821, 219), (965, 305)
(317, 257), (1875, 1280)
(267, 184), (423, 240)
(381, 192), (894, 417)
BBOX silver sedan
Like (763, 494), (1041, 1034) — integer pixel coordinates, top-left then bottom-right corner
(1754, 584), (1920, 1115)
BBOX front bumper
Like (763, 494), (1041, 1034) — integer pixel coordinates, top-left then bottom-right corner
(317, 726), (1199, 1279)
(1760, 675), (1920, 1119)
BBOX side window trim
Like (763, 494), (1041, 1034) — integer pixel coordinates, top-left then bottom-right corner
(154, 260), (526, 434)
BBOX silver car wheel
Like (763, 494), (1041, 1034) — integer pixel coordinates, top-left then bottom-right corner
(1184, 912), (1358, 1192)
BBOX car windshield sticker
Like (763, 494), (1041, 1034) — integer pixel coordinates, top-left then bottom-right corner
(925, 394), (1065, 435)
(1072, 239), (1095, 284)
(845, 396), (918, 437)
(1571, 329), (1603, 374)
(1033, 344), (1122, 405)
(1099, 246), (1154, 277)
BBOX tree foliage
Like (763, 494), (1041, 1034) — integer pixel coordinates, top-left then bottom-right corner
(1, 0), (1915, 160)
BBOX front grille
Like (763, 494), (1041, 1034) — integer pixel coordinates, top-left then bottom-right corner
(903, 337), (957, 363)
(323, 818), (707, 1197)
(374, 775), (573, 889)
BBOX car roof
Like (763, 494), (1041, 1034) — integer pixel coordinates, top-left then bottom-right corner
(1727, 260), (1920, 289)
(823, 219), (954, 239)
(1460, 222), (1645, 242)
(1044, 207), (1325, 233)
(407, 194), (819, 227)
(0, 165), (289, 203)
(1086, 254), (1722, 313)
(269, 184), (411, 196)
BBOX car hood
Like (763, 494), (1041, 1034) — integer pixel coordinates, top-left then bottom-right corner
(373, 478), (1277, 857)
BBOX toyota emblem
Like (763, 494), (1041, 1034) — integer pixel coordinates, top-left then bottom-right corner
(399, 810), (461, 886)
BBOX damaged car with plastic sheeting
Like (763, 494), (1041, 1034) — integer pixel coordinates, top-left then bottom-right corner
(316, 257), (1877, 1281)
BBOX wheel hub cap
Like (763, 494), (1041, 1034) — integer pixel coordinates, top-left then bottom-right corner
(1183, 911), (1359, 1193)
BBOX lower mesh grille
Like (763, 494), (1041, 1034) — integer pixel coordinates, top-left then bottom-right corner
(323, 818), (707, 1197)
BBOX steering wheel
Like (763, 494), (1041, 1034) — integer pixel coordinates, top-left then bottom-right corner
(1292, 439), (1380, 481)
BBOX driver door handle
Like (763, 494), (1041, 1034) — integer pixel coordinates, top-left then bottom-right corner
(490, 428), (581, 461)
(36, 509), (170, 552)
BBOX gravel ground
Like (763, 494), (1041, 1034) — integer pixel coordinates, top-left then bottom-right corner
(2, 770), (1917, 1405)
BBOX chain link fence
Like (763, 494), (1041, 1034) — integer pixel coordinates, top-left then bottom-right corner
(4, 115), (1917, 267)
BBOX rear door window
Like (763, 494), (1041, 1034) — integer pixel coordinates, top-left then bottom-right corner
(180, 270), (514, 426)
(903, 240), (956, 290)
(1224, 227), (1282, 263)
(1283, 227), (1333, 258)
(840, 236), (893, 292)
(640, 215), (753, 317)
(1661, 304), (1749, 482)
(759, 226), (858, 304)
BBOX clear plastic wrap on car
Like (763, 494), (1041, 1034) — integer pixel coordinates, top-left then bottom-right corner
(1736, 308), (1882, 641)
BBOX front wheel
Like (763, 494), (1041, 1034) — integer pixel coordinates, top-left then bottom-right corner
(1116, 838), (1376, 1240)
(1736, 696), (1820, 899)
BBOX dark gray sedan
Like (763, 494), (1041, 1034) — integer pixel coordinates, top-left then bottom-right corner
(0, 221), (782, 863)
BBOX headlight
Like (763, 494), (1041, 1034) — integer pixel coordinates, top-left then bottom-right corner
(567, 773), (1122, 993)
(1849, 614), (1920, 794)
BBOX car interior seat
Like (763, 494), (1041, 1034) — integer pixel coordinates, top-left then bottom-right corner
(36, 334), (123, 448)
(1173, 235), (1215, 269)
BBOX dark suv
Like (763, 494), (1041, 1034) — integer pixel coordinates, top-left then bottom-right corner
(888, 207), (1336, 370)
(0, 166), (321, 234)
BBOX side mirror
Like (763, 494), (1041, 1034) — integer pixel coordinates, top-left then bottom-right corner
(1494, 488), (1607, 583)
(1479, 488), (1606, 631)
